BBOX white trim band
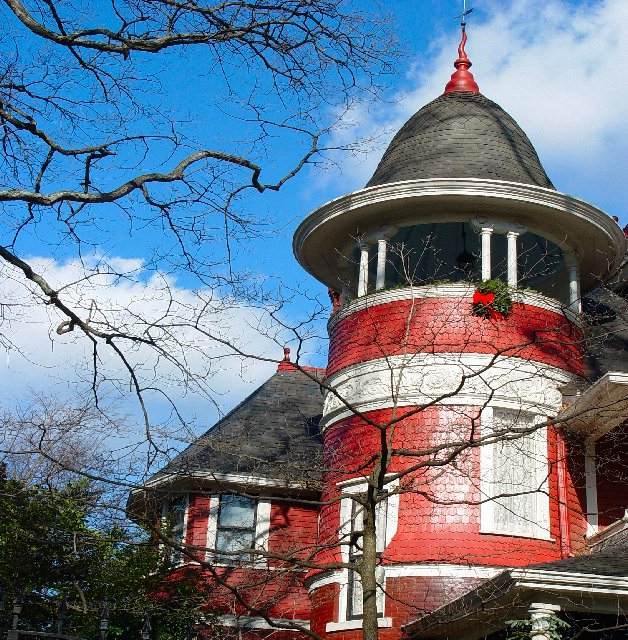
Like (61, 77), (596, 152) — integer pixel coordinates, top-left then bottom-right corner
(329, 283), (580, 329)
(308, 564), (502, 592)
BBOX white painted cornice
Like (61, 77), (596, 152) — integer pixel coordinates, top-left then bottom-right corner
(293, 178), (626, 291)
(133, 471), (317, 496)
(588, 512), (628, 547)
(405, 567), (628, 639)
(511, 568), (628, 595)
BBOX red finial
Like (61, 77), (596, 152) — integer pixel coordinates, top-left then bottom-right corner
(277, 346), (297, 372)
(444, 26), (480, 95)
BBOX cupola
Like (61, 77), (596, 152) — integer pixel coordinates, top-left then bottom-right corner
(294, 24), (626, 308)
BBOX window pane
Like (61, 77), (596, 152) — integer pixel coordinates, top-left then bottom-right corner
(171, 497), (186, 530)
(349, 571), (363, 618)
(216, 529), (255, 556)
(350, 500), (364, 558)
(375, 498), (388, 553)
(219, 495), (256, 528)
(348, 568), (385, 619)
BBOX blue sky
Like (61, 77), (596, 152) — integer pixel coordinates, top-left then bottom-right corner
(2, 0), (627, 446)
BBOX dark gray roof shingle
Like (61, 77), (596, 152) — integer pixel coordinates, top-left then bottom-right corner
(531, 550), (628, 578)
(154, 368), (324, 484)
(367, 92), (554, 189)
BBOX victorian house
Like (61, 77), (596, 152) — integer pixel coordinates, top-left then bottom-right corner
(129, 25), (628, 640)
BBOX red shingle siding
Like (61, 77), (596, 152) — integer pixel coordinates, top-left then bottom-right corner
(310, 583), (338, 636)
(317, 406), (573, 569)
(180, 496), (314, 620)
(186, 495), (210, 561)
(269, 502), (319, 564)
(385, 575), (485, 623)
(328, 298), (583, 377)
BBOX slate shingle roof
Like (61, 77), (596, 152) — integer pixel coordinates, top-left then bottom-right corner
(531, 550), (628, 578)
(152, 367), (324, 484)
(367, 92), (554, 189)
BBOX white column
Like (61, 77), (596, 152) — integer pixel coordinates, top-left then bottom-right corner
(357, 244), (369, 297)
(529, 603), (561, 640)
(566, 256), (581, 312)
(507, 231), (519, 287)
(480, 227), (493, 281)
(376, 239), (387, 290)
(585, 439), (599, 537)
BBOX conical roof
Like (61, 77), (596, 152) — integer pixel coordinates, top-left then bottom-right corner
(367, 92), (554, 189)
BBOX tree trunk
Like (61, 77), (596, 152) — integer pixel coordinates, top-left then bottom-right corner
(361, 487), (379, 640)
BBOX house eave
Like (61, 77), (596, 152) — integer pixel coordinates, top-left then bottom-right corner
(126, 470), (321, 522)
(557, 371), (628, 440)
(404, 568), (628, 640)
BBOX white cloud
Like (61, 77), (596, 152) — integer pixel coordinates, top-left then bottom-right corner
(322, 0), (628, 220)
(0, 255), (314, 435)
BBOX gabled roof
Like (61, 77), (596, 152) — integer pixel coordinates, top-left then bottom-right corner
(149, 366), (324, 487)
(367, 92), (554, 189)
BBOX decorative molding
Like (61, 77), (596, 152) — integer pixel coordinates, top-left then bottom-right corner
(322, 353), (574, 429)
(588, 511), (628, 547)
(307, 570), (344, 592)
(329, 284), (580, 329)
(404, 567), (628, 639)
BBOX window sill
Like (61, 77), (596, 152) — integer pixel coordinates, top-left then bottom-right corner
(326, 618), (392, 632)
(480, 527), (554, 542)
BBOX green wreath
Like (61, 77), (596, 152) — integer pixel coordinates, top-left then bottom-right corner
(472, 279), (513, 318)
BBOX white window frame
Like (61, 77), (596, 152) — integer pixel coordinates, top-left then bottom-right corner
(161, 494), (189, 566)
(480, 406), (551, 540)
(326, 477), (398, 631)
(205, 494), (271, 567)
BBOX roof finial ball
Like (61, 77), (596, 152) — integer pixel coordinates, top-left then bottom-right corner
(444, 1), (480, 95)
